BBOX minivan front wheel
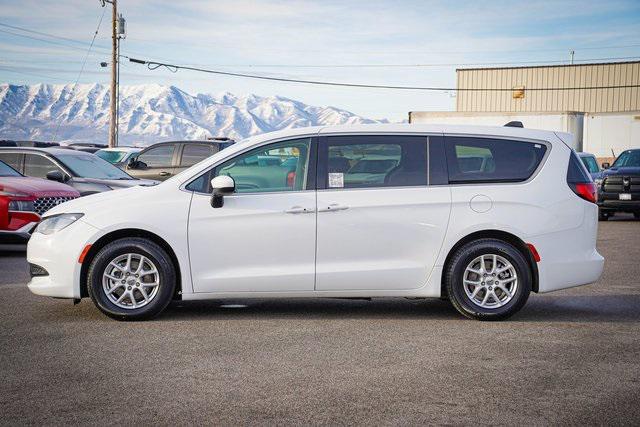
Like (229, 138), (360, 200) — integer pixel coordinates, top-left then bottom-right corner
(445, 239), (531, 321)
(87, 238), (176, 321)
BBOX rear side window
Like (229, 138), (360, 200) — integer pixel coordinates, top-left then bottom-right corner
(0, 153), (23, 172)
(445, 137), (547, 183)
(181, 144), (215, 167)
(580, 155), (600, 173)
(319, 135), (427, 189)
(567, 151), (592, 184)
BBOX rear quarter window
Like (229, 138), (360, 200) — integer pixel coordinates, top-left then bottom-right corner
(445, 137), (547, 184)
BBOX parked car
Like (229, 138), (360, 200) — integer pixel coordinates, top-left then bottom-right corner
(125, 140), (233, 181)
(0, 148), (158, 196)
(95, 147), (142, 168)
(0, 160), (79, 244)
(26, 124), (603, 321)
(578, 152), (603, 182)
(597, 148), (640, 220)
(67, 143), (108, 154)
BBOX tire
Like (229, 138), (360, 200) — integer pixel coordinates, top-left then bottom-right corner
(598, 210), (611, 221)
(445, 239), (532, 321)
(87, 238), (176, 321)
(634, 212), (640, 220)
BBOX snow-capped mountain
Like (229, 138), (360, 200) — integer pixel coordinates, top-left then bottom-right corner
(0, 83), (387, 145)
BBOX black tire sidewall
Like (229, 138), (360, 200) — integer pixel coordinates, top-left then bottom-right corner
(87, 238), (176, 320)
(446, 239), (532, 320)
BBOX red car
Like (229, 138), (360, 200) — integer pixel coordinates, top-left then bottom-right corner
(0, 160), (79, 243)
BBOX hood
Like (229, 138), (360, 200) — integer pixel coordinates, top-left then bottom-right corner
(603, 166), (640, 176)
(44, 184), (150, 216)
(0, 176), (80, 198)
(73, 177), (160, 189)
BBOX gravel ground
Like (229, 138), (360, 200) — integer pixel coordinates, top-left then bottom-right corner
(0, 215), (639, 425)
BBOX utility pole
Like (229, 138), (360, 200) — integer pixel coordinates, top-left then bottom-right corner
(570, 49), (575, 65)
(100, 0), (118, 147)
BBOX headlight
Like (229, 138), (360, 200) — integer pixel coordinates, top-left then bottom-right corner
(8, 200), (35, 212)
(35, 213), (84, 235)
(0, 190), (29, 197)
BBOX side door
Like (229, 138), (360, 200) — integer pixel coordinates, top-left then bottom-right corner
(128, 144), (177, 180)
(315, 134), (451, 291)
(177, 143), (216, 173)
(187, 137), (317, 293)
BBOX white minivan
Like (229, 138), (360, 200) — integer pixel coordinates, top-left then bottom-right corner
(26, 124), (604, 321)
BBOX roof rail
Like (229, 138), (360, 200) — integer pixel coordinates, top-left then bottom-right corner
(504, 121), (524, 128)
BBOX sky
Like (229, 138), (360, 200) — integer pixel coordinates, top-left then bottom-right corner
(1, 0), (640, 121)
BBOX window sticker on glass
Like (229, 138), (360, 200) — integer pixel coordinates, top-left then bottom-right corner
(328, 172), (344, 188)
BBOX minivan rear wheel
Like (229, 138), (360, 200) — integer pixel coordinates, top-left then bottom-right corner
(445, 239), (531, 321)
(87, 238), (176, 321)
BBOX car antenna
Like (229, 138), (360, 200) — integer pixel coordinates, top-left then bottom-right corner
(504, 121), (524, 128)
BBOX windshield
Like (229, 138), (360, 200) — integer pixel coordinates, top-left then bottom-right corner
(612, 151), (640, 168)
(0, 160), (22, 177)
(57, 154), (134, 180)
(96, 150), (128, 164)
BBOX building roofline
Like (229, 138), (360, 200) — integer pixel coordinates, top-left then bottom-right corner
(456, 60), (640, 72)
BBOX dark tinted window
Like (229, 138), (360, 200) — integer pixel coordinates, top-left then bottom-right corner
(567, 151), (592, 184)
(181, 144), (215, 167)
(137, 145), (175, 168)
(319, 135), (427, 189)
(445, 137), (547, 183)
(24, 154), (62, 179)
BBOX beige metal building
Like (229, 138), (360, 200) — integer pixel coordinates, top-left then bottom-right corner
(455, 61), (640, 113)
(409, 61), (640, 160)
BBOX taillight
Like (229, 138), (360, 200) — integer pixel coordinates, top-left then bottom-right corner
(287, 171), (296, 188)
(570, 182), (597, 204)
(566, 151), (597, 204)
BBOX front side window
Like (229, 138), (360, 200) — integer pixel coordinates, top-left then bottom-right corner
(137, 145), (175, 168)
(186, 138), (312, 193)
(181, 144), (215, 167)
(23, 154), (62, 179)
(445, 137), (547, 183)
(320, 135), (427, 189)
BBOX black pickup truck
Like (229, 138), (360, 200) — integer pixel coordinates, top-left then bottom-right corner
(597, 148), (640, 220)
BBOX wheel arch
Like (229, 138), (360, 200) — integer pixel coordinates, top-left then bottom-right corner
(79, 228), (182, 299)
(441, 229), (539, 297)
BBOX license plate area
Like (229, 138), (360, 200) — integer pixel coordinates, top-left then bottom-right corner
(619, 193), (632, 200)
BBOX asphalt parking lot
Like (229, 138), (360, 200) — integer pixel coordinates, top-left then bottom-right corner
(1, 216), (639, 425)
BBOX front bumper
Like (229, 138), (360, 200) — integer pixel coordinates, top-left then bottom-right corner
(598, 199), (640, 212)
(0, 222), (38, 244)
(26, 219), (100, 299)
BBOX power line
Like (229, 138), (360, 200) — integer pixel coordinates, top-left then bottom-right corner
(0, 28), (110, 55)
(0, 22), (110, 51)
(128, 57), (640, 92)
(53, 8), (107, 142)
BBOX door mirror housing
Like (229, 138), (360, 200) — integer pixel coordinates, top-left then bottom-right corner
(601, 162), (610, 169)
(210, 175), (235, 208)
(128, 156), (139, 169)
(46, 170), (67, 183)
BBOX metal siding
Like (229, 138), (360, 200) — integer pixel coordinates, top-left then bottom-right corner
(456, 61), (639, 113)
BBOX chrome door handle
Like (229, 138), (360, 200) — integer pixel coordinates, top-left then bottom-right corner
(319, 203), (349, 212)
(159, 171), (171, 177)
(285, 206), (314, 214)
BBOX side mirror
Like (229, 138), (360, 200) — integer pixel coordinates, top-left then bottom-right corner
(46, 170), (67, 183)
(210, 175), (235, 208)
(128, 156), (139, 169)
(601, 162), (610, 169)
